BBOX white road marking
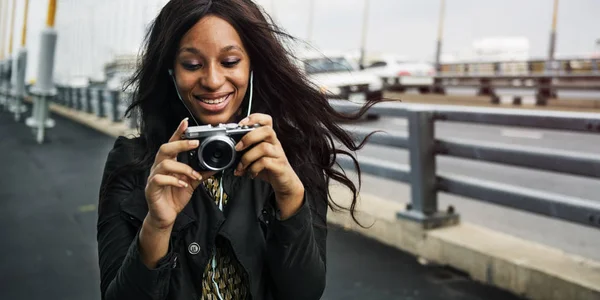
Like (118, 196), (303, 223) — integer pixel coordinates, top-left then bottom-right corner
(500, 129), (544, 139)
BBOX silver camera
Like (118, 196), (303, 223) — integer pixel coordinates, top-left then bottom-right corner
(179, 123), (261, 172)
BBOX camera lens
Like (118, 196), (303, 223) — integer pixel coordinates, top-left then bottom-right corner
(200, 138), (234, 170)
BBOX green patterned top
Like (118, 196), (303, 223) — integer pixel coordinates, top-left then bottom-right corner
(200, 176), (249, 300)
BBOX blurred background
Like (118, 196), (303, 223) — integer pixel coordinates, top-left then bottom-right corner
(8, 0), (600, 84)
(1, 1), (599, 300)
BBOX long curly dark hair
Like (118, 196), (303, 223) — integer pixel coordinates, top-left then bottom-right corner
(100, 0), (379, 225)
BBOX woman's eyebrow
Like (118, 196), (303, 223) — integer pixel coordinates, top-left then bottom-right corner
(221, 45), (244, 54)
(178, 47), (200, 55)
(177, 45), (243, 55)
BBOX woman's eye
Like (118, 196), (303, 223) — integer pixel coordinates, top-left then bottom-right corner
(182, 62), (201, 70)
(222, 59), (241, 68)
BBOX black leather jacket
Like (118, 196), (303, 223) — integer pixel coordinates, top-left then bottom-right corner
(97, 137), (327, 300)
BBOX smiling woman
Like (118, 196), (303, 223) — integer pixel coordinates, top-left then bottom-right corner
(174, 16), (251, 125)
(97, 1), (379, 300)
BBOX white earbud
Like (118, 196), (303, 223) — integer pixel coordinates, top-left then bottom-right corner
(246, 71), (254, 118)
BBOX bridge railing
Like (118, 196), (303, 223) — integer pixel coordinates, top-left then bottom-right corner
(331, 99), (600, 230)
(439, 58), (600, 76)
(15, 84), (600, 230)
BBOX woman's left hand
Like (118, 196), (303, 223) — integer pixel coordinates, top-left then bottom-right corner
(234, 113), (305, 218)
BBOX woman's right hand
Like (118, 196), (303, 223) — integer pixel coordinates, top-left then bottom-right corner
(144, 118), (216, 230)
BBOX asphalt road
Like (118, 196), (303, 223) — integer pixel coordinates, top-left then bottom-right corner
(341, 114), (600, 261)
(0, 111), (522, 300)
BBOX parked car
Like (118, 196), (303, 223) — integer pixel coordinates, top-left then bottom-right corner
(363, 57), (435, 93)
(295, 50), (383, 105)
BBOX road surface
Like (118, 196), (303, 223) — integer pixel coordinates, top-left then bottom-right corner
(0, 111), (522, 300)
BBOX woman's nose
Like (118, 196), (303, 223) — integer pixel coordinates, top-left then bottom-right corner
(200, 64), (225, 91)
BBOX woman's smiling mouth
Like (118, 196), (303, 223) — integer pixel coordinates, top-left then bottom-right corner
(193, 92), (234, 112)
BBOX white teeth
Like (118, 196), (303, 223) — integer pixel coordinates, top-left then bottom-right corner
(200, 94), (229, 104)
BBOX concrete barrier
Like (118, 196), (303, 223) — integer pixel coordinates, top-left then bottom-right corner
(45, 101), (600, 300)
(328, 185), (600, 300)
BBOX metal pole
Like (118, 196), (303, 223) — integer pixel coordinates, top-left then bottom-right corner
(358, 0), (370, 70)
(408, 110), (437, 215)
(0, 0), (8, 109)
(6, 0), (17, 115)
(7, 0), (15, 54)
(546, 0), (559, 73)
(29, 0), (58, 144)
(434, 0), (446, 73)
(2, 0), (15, 112)
(306, 0), (314, 44)
(0, 0), (6, 60)
(396, 108), (459, 229)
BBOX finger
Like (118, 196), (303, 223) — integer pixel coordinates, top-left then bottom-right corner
(146, 174), (189, 195)
(235, 126), (278, 152)
(235, 142), (280, 174)
(154, 160), (202, 181)
(245, 157), (278, 179)
(187, 170), (218, 191)
(156, 139), (200, 162)
(238, 113), (273, 128)
(169, 118), (189, 143)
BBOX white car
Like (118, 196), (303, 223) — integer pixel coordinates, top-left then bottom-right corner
(364, 58), (435, 93)
(295, 50), (383, 104)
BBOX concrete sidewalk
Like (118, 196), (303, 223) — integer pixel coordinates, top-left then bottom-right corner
(0, 108), (524, 299)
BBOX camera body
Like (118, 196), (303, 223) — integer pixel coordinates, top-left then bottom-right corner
(179, 123), (261, 172)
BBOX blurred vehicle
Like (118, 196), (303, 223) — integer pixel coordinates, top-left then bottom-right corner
(295, 50), (383, 105)
(363, 58), (435, 93)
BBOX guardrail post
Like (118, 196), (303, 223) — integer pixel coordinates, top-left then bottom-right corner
(103, 89), (120, 122)
(431, 77), (445, 94)
(76, 87), (83, 111)
(70, 87), (77, 109)
(91, 87), (104, 118)
(9, 48), (27, 122)
(535, 77), (555, 106)
(68, 87), (74, 108)
(0, 59), (11, 111)
(80, 87), (89, 113)
(397, 108), (459, 229)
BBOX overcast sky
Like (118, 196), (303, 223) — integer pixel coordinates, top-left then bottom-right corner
(258, 0), (600, 60)
(1, 0), (599, 81)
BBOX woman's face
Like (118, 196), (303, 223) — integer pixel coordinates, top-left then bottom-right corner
(173, 15), (251, 125)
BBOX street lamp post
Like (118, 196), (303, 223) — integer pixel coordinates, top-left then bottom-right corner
(434, 0), (445, 73)
(432, 0), (446, 94)
(546, 0), (559, 73)
(358, 0), (371, 70)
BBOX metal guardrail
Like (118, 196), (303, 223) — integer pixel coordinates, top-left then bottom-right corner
(439, 58), (600, 76)
(4, 81), (600, 229)
(331, 99), (600, 230)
